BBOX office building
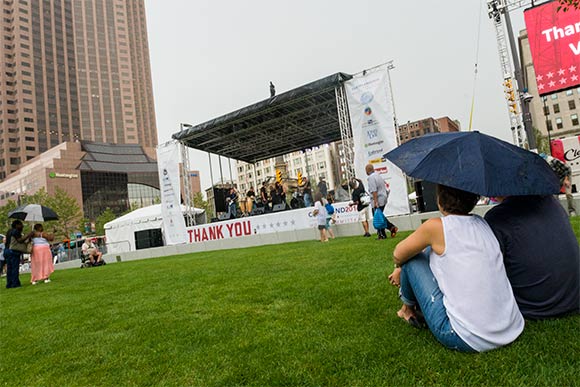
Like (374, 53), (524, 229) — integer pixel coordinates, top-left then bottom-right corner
(398, 116), (460, 144)
(0, 0), (157, 180)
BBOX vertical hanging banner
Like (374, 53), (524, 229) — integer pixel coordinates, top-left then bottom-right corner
(156, 141), (187, 245)
(344, 66), (409, 216)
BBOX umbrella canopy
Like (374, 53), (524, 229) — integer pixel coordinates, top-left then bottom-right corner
(385, 131), (560, 197)
(8, 204), (59, 222)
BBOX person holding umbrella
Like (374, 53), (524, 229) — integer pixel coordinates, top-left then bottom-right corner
(4, 220), (33, 289)
(30, 224), (55, 285)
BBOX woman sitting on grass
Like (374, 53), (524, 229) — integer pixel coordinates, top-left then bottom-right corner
(388, 184), (524, 352)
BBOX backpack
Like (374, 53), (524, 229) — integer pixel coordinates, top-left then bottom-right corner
(325, 203), (335, 215)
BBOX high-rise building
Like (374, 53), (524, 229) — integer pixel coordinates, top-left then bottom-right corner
(519, 29), (580, 139)
(0, 0), (157, 180)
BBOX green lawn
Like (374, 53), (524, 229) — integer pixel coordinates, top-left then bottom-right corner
(1, 220), (579, 386)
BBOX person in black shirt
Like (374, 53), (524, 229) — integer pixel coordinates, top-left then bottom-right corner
(260, 182), (269, 211)
(349, 178), (371, 237)
(4, 220), (32, 289)
(303, 178), (313, 207)
(485, 195), (579, 319)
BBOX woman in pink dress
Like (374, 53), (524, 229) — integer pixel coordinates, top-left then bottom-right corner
(30, 223), (55, 285)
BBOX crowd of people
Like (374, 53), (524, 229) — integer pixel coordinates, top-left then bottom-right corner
(222, 176), (347, 219)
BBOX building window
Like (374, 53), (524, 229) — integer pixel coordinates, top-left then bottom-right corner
(569, 100), (576, 110)
(571, 114), (579, 126)
(543, 106), (550, 116)
(551, 94), (558, 100)
(556, 117), (563, 129)
(553, 104), (560, 113)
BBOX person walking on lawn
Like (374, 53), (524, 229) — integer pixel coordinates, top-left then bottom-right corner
(366, 164), (398, 239)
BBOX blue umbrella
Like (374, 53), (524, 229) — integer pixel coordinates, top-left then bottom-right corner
(384, 131), (560, 197)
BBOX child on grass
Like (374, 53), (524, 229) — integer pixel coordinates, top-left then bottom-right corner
(313, 192), (328, 242)
(325, 195), (336, 240)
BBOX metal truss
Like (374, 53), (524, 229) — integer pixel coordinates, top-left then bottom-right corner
(180, 141), (195, 226)
(335, 85), (355, 182)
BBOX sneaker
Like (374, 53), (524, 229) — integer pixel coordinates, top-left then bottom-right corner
(391, 227), (399, 238)
(32, 281), (37, 285)
(44, 279), (51, 283)
(363, 233), (371, 237)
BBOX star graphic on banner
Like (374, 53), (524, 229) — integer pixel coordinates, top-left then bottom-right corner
(283, 221), (288, 226)
(290, 220), (296, 225)
(549, 80), (556, 87)
(546, 71), (554, 78)
(559, 78), (567, 84)
(538, 83), (545, 90)
(558, 69), (566, 76)
(262, 224), (267, 229)
(536, 74), (543, 82)
(276, 222), (281, 227)
(572, 74), (579, 82)
(570, 65), (577, 73)
(269, 223), (274, 228)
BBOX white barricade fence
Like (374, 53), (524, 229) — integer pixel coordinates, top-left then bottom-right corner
(185, 202), (361, 243)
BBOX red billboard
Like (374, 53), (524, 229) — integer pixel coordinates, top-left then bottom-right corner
(524, 1), (580, 95)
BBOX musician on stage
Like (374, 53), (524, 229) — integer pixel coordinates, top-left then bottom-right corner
(227, 187), (239, 218)
(260, 181), (270, 211)
(245, 186), (256, 215)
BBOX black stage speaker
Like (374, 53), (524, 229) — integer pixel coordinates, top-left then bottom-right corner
(213, 188), (229, 213)
(414, 180), (438, 213)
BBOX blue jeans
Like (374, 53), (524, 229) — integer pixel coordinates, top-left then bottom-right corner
(399, 250), (475, 353)
(304, 193), (312, 207)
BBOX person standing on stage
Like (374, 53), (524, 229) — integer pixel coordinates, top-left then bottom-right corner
(366, 164), (398, 239)
(303, 178), (313, 207)
(317, 177), (328, 197)
(260, 181), (270, 211)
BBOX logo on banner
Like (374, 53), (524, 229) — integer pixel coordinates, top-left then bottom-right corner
(360, 92), (374, 104)
(364, 107), (373, 116)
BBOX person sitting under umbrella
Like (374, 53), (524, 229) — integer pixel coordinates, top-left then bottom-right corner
(389, 184), (524, 352)
(484, 195), (579, 320)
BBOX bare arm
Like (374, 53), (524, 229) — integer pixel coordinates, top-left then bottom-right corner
(372, 191), (379, 208)
(393, 218), (444, 265)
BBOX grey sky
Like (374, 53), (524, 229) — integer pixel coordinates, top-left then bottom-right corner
(145, 0), (527, 192)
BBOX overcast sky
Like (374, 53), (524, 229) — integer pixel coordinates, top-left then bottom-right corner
(144, 0), (527, 193)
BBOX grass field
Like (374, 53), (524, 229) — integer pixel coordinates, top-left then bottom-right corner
(1, 219), (579, 386)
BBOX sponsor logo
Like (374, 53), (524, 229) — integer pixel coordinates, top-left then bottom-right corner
(364, 107), (373, 116)
(360, 92), (374, 104)
(564, 148), (580, 161)
(366, 129), (378, 140)
(375, 166), (389, 174)
(369, 157), (386, 164)
(367, 149), (383, 157)
(49, 172), (78, 179)
(364, 140), (384, 148)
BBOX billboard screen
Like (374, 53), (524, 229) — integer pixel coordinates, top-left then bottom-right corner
(524, 1), (580, 95)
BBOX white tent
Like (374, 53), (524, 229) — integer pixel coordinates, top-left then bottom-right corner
(104, 204), (204, 254)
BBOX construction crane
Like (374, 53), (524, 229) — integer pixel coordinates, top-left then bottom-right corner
(487, 0), (536, 149)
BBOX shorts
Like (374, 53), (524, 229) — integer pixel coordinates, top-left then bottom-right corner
(358, 206), (371, 222)
(317, 225), (326, 230)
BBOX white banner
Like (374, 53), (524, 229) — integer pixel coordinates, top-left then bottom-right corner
(185, 202), (360, 243)
(344, 66), (409, 216)
(156, 142), (187, 245)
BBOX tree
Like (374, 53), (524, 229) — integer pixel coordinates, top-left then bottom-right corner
(0, 200), (19, 234)
(558, 0), (580, 11)
(534, 127), (551, 155)
(193, 192), (213, 219)
(45, 187), (83, 240)
(95, 208), (117, 236)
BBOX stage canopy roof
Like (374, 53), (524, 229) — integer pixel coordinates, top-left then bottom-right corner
(172, 72), (353, 163)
